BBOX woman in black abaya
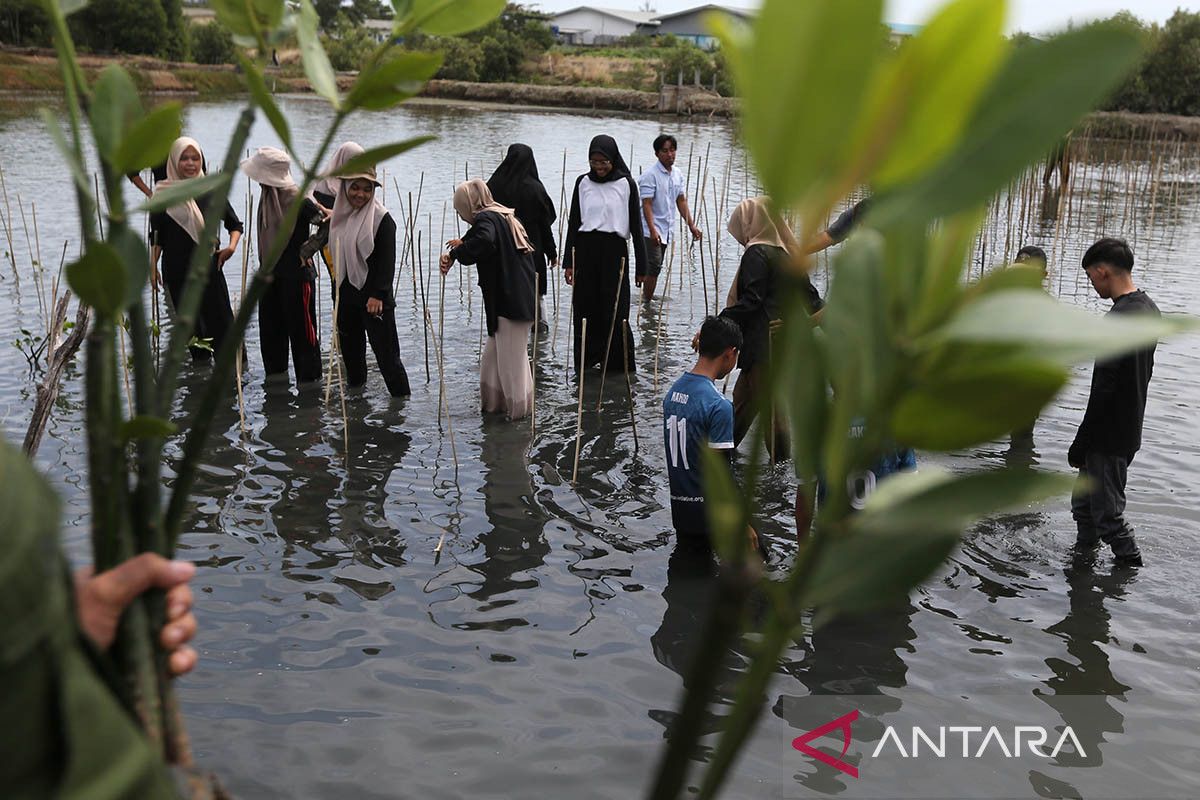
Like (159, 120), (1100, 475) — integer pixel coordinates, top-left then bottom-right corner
(562, 135), (645, 374)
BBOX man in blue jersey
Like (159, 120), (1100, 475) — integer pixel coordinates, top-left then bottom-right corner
(663, 316), (757, 549)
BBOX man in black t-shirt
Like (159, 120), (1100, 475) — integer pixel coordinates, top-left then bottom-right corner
(1069, 238), (1159, 566)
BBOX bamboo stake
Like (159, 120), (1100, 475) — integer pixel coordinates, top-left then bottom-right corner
(417, 230), (430, 382)
(531, 272), (539, 436)
(566, 247), (576, 380)
(438, 258), (446, 426)
(652, 239), (677, 395)
(572, 318), (587, 484)
(17, 199), (46, 326)
(0, 161), (20, 283)
(423, 296), (458, 475)
(235, 192), (253, 436)
(595, 257), (626, 410)
(621, 316), (638, 453)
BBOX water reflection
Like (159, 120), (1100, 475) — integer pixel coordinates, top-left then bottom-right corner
(460, 421), (550, 629)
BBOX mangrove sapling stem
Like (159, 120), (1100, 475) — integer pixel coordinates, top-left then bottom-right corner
(236, 193), (254, 437)
(438, 264), (446, 427)
(17, 198), (47, 327)
(423, 298), (458, 474)
(32, 202), (49, 338)
(417, 230), (430, 382)
(531, 272), (539, 435)
(621, 318), (638, 453)
(0, 161), (20, 283)
(23, 293), (88, 457)
(596, 258), (626, 411)
(572, 318), (587, 485)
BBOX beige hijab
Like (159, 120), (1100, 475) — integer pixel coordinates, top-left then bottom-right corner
(154, 137), (207, 244)
(725, 197), (794, 306)
(314, 141), (364, 200)
(727, 197), (789, 249)
(330, 175), (388, 289)
(453, 179), (534, 254)
(240, 147), (300, 264)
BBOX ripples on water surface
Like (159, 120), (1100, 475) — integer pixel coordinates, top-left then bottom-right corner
(1, 96), (1198, 798)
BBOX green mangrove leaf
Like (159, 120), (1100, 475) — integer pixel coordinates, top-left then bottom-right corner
(738, 0), (883, 210)
(239, 55), (292, 150)
(962, 263), (1046, 302)
(89, 65), (143, 164)
(347, 51), (444, 112)
(38, 108), (90, 196)
(928, 289), (1196, 366)
(871, 0), (1007, 188)
(211, 0), (257, 37)
(107, 223), (152, 308)
(327, 137), (437, 178)
(390, 0), (413, 20)
(700, 446), (748, 564)
(780, 296), (827, 481)
(57, 0), (87, 15)
(411, 0), (505, 36)
(139, 173), (228, 213)
(67, 242), (126, 315)
(251, 0), (285, 31)
(858, 466), (1075, 534)
(891, 351), (1067, 449)
(872, 23), (1143, 225)
(907, 209), (982, 335)
(296, 0), (340, 109)
(820, 232), (891, 420)
(120, 415), (178, 441)
(113, 102), (182, 175)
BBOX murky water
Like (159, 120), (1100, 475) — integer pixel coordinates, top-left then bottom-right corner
(1, 96), (1198, 798)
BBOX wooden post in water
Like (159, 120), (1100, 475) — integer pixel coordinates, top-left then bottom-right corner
(621, 317), (638, 453)
(572, 318), (587, 484)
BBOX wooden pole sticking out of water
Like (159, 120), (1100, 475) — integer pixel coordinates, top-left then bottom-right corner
(0, 161), (20, 284)
(423, 294), (458, 475)
(235, 191), (253, 436)
(566, 247), (576, 381)
(652, 238), (677, 395)
(621, 317), (638, 453)
(530, 271), (540, 434)
(572, 318), (587, 485)
(595, 258), (626, 411)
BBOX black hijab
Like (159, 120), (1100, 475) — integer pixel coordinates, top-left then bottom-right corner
(488, 143), (555, 223)
(587, 134), (631, 184)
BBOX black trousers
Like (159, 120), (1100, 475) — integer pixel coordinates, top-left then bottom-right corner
(164, 255), (233, 360)
(572, 230), (634, 374)
(1071, 451), (1141, 559)
(335, 282), (411, 397)
(259, 267), (321, 382)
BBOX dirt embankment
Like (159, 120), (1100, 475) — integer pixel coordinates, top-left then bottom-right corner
(6, 47), (1200, 134)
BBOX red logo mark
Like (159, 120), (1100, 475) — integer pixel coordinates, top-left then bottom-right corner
(792, 709), (860, 778)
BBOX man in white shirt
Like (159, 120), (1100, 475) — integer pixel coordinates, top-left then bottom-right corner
(637, 135), (703, 301)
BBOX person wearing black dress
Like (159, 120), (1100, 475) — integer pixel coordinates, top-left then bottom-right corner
(240, 147), (324, 383)
(718, 197), (824, 452)
(328, 163), (411, 398)
(150, 136), (242, 361)
(487, 143), (557, 328)
(441, 179), (537, 420)
(562, 134), (645, 374)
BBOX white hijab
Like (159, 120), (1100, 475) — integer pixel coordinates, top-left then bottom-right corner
(314, 141), (365, 200)
(330, 176), (388, 289)
(154, 137), (207, 244)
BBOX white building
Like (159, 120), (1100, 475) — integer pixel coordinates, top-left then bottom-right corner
(548, 7), (660, 45)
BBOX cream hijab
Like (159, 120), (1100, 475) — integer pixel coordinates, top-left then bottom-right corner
(330, 175), (388, 289)
(453, 178), (534, 254)
(725, 197), (793, 306)
(314, 141), (364, 200)
(154, 137), (207, 244)
(240, 147), (300, 264)
(727, 197), (789, 249)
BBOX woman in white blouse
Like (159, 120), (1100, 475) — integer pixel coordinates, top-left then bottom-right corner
(563, 134), (646, 374)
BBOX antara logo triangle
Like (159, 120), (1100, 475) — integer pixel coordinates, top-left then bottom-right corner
(792, 709), (860, 778)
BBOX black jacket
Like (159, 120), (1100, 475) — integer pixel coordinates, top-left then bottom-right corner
(450, 210), (536, 335)
(719, 244), (823, 370)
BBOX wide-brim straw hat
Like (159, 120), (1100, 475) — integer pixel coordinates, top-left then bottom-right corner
(340, 164), (381, 187)
(240, 146), (295, 188)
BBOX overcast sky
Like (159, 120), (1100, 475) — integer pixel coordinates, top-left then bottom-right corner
(530, 1), (1195, 35)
